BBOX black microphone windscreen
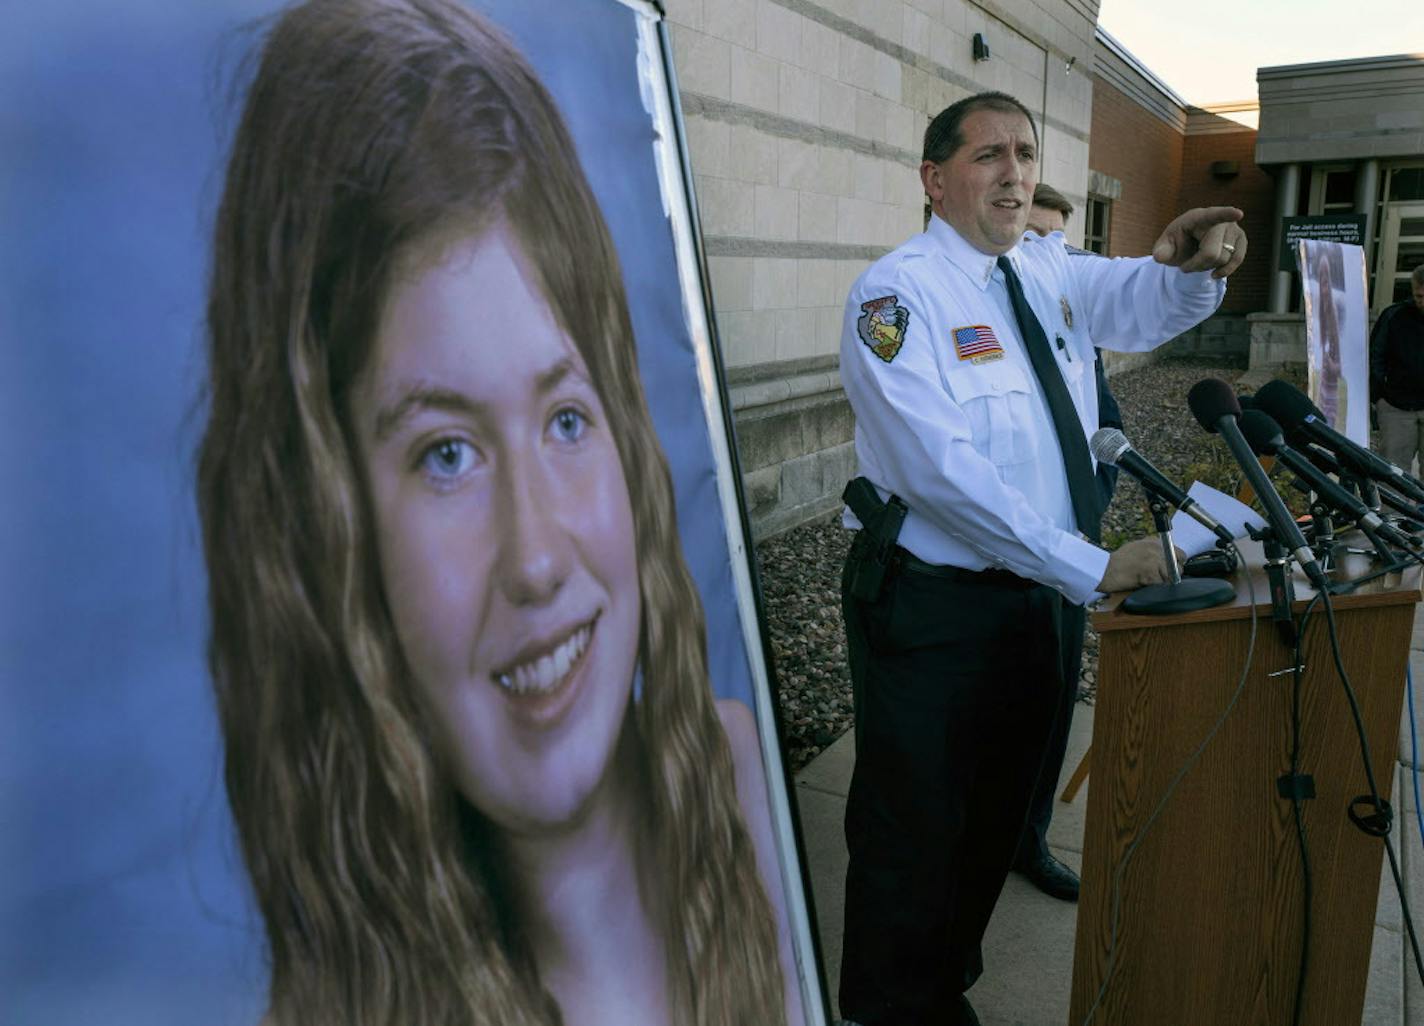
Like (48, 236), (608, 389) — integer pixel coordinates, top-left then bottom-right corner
(1187, 378), (1242, 433)
(1239, 410), (1285, 456)
(1253, 379), (1320, 430)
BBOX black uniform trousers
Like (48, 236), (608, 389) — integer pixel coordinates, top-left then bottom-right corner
(1016, 602), (1086, 864)
(838, 537), (1067, 1025)
(1017, 353), (1118, 864)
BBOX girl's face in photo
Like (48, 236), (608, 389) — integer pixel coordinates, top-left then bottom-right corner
(352, 223), (642, 837)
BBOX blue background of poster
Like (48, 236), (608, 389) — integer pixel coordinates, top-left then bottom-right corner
(0, 2), (754, 1022)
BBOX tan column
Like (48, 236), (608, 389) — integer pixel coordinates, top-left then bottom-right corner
(1269, 162), (1301, 313)
(1354, 158), (1381, 270)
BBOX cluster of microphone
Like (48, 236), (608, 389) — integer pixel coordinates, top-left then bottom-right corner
(1090, 377), (1424, 592)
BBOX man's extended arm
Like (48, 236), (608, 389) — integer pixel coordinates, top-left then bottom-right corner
(1064, 206), (1243, 352)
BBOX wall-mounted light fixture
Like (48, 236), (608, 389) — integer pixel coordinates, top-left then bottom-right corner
(1065, 55), (1077, 75)
(1210, 160), (1241, 179)
(972, 33), (990, 62)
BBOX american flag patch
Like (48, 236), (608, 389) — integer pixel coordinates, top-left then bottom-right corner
(952, 325), (1004, 363)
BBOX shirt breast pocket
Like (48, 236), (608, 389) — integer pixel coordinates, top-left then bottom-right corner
(1058, 341), (1087, 399)
(944, 362), (1038, 467)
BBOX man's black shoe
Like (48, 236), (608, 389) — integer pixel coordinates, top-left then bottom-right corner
(1016, 851), (1080, 902)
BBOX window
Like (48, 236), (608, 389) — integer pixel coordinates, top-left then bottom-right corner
(1373, 164), (1424, 312)
(1322, 169), (1355, 212)
(1084, 196), (1110, 254)
(1387, 166), (1424, 203)
(1308, 165), (1356, 214)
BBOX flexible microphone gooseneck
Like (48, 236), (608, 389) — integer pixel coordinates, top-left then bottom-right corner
(1089, 428), (1235, 545)
(1186, 378), (1329, 589)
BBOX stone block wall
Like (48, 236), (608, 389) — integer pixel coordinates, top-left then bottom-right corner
(1257, 54), (1424, 165)
(1246, 312), (1307, 373)
(728, 356), (856, 536)
(1157, 313), (1251, 363)
(663, 0), (1099, 538)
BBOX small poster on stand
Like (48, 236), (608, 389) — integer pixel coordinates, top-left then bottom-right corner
(1299, 238), (1370, 446)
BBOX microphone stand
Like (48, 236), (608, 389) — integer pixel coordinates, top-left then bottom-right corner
(1360, 522), (1404, 565)
(1121, 490), (1235, 615)
(1359, 475), (1382, 515)
(1251, 523), (1298, 646)
(1307, 496), (1336, 572)
(1316, 473), (1411, 567)
(1287, 477), (1405, 572)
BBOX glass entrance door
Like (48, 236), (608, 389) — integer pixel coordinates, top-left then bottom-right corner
(1376, 202), (1424, 312)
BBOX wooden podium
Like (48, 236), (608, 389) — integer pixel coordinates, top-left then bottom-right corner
(1068, 545), (1420, 1026)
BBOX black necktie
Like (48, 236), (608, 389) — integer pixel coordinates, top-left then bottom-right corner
(996, 256), (1101, 542)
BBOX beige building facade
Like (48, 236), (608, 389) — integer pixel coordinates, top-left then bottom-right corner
(662, 0), (1101, 537)
(664, 5), (1424, 538)
(1256, 54), (1424, 318)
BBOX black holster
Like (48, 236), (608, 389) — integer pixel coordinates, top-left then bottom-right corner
(843, 476), (908, 602)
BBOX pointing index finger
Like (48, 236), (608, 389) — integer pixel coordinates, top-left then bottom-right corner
(1188, 206), (1244, 236)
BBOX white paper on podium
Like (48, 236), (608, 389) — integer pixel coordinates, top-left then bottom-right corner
(1169, 481), (1269, 558)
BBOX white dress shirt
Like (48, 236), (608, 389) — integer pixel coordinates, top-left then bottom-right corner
(840, 213), (1225, 606)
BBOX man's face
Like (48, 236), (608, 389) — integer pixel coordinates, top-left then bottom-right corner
(1412, 280), (1424, 314)
(920, 107), (1037, 256)
(1026, 204), (1065, 237)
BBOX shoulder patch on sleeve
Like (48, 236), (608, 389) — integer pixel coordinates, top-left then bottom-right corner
(856, 295), (909, 363)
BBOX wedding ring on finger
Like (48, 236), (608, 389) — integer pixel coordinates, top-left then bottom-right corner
(1222, 243), (1236, 255)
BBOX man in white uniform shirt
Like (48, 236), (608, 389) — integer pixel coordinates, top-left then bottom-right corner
(836, 91), (1246, 1026)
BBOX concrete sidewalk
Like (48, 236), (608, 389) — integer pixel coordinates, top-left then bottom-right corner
(793, 611), (1424, 1025)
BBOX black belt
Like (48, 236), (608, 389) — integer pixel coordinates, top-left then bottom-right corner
(892, 545), (1038, 591)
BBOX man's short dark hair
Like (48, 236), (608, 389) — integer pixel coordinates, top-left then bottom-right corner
(922, 91), (1039, 164)
(1032, 183), (1073, 221)
(1412, 265), (1424, 288)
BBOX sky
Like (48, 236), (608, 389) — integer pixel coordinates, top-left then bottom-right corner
(1097, 0), (1424, 106)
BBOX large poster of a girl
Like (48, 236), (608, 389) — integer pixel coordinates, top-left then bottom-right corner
(1301, 238), (1370, 445)
(1, 2), (821, 1023)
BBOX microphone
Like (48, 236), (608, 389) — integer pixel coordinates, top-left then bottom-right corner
(1186, 378), (1328, 588)
(1253, 380), (1424, 504)
(1282, 437), (1424, 522)
(1238, 411), (1417, 552)
(1245, 395), (1348, 479)
(1089, 427), (1235, 545)
(1376, 482), (1424, 525)
(1297, 441), (1343, 478)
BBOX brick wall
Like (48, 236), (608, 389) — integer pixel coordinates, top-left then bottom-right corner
(1177, 124), (1274, 314)
(1087, 77), (1183, 258)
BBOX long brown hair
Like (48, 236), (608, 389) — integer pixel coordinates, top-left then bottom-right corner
(196, 1), (784, 1022)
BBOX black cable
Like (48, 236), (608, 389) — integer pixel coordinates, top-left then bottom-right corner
(1314, 539), (1424, 596)
(1080, 542), (1258, 1026)
(1327, 561), (1411, 595)
(1287, 595), (1317, 1026)
(1248, 464), (1423, 1018)
(1082, 536), (1424, 1026)
(1315, 591), (1424, 987)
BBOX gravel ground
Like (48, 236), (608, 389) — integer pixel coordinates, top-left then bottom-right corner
(754, 356), (1257, 772)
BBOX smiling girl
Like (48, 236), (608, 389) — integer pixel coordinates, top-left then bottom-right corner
(196, 1), (796, 1022)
